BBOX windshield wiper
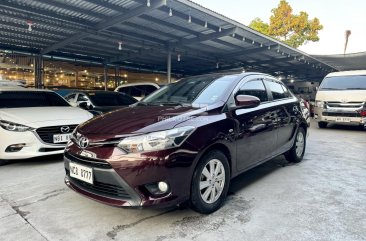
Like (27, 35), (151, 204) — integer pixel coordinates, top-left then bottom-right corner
(153, 101), (191, 107)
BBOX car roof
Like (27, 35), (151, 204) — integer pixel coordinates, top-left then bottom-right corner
(115, 82), (160, 89)
(0, 87), (54, 92)
(326, 70), (366, 77)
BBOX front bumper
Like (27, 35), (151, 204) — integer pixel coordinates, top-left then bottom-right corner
(314, 107), (366, 126)
(64, 145), (197, 208)
(0, 128), (65, 160)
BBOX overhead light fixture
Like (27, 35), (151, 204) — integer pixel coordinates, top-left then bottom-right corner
(188, 15), (191, 23)
(118, 41), (122, 51)
(218, 27), (222, 32)
(232, 33), (235, 37)
(290, 79), (295, 83)
(169, 8), (173, 16)
(216, 62), (219, 69)
(177, 54), (181, 62)
(204, 21), (208, 28)
(26, 20), (33, 32)
(147, 0), (151, 7)
(268, 46), (271, 50)
(260, 43), (263, 47)
(242, 37), (246, 41)
(252, 40), (255, 45)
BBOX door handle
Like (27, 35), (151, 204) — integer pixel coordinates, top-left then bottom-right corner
(249, 123), (266, 133)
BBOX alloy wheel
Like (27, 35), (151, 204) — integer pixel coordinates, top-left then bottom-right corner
(295, 131), (305, 157)
(199, 159), (226, 204)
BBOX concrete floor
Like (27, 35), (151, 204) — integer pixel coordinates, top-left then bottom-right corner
(0, 122), (365, 241)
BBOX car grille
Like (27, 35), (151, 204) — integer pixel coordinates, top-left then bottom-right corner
(36, 125), (78, 144)
(66, 170), (131, 200)
(326, 102), (364, 108)
(64, 152), (111, 169)
(322, 112), (360, 117)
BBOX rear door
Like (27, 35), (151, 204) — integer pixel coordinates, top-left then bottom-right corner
(233, 76), (278, 171)
(264, 79), (298, 152)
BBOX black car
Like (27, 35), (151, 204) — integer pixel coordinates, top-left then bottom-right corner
(64, 72), (308, 214)
(64, 91), (137, 115)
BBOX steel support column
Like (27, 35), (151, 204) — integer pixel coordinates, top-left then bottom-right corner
(34, 55), (43, 89)
(103, 65), (108, 90)
(167, 51), (171, 84)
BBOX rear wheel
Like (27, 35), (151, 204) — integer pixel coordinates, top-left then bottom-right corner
(318, 121), (328, 129)
(190, 150), (230, 214)
(0, 159), (8, 166)
(285, 127), (306, 163)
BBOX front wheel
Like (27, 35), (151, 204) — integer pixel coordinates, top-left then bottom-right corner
(190, 150), (230, 214)
(285, 127), (306, 163)
(0, 159), (8, 166)
(318, 121), (328, 129)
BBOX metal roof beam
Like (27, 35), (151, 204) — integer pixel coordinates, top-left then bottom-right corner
(41, 0), (167, 54)
(176, 27), (237, 47)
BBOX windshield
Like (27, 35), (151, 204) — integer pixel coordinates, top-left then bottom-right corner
(88, 92), (137, 106)
(141, 75), (237, 106)
(320, 75), (366, 90)
(0, 91), (70, 108)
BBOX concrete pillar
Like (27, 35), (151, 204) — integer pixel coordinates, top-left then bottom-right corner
(167, 51), (171, 84)
(34, 55), (43, 89)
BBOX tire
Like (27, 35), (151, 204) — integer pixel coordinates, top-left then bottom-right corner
(190, 150), (230, 214)
(0, 159), (8, 166)
(285, 127), (306, 163)
(318, 121), (327, 129)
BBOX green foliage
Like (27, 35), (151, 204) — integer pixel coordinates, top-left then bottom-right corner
(249, 0), (323, 48)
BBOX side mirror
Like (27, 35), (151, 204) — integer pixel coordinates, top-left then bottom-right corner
(78, 102), (92, 110)
(234, 95), (260, 109)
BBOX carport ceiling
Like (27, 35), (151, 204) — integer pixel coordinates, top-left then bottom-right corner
(0, 0), (338, 80)
(312, 52), (366, 71)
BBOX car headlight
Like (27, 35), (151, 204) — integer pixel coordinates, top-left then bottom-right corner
(315, 100), (324, 108)
(0, 120), (33, 132)
(117, 126), (195, 153)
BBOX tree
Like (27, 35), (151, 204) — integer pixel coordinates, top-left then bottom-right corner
(249, 0), (323, 48)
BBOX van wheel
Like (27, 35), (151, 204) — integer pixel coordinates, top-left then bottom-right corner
(285, 127), (306, 163)
(318, 122), (327, 128)
(190, 150), (230, 214)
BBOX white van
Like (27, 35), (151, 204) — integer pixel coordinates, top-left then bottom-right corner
(314, 70), (366, 129)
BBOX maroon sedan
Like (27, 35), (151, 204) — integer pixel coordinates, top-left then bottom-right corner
(64, 73), (308, 214)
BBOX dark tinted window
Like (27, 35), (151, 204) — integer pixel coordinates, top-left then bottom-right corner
(266, 80), (289, 100)
(144, 85), (158, 95)
(77, 94), (88, 102)
(238, 80), (268, 102)
(320, 75), (366, 90)
(0, 91), (70, 108)
(88, 92), (137, 106)
(65, 94), (76, 101)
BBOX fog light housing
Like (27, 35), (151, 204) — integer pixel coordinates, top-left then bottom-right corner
(145, 181), (170, 196)
(5, 143), (26, 152)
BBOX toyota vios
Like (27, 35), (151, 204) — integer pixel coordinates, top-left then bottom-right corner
(0, 88), (93, 165)
(64, 73), (308, 214)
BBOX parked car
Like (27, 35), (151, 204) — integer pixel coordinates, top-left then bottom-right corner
(64, 91), (137, 115)
(0, 87), (93, 165)
(115, 82), (160, 100)
(314, 70), (366, 129)
(64, 73), (308, 214)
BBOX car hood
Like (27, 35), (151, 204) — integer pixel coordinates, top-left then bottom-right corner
(0, 107), (93, 128)
(78, 104), (221, 136)
(316, 90), (366, 102)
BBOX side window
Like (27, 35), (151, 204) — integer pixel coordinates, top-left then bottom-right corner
(130, 86), (144, 97)
(237, 79), (268, 102)
(281, 84), (292, 98)
(118, 87), (131, 95)
(265, 80), (288, 100)
(77, 94), (89, 102)
(144, 85), (158, 95)
(65, 94), (76, 101)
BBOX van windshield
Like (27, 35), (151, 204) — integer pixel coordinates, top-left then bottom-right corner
(320, 75), (366, 90)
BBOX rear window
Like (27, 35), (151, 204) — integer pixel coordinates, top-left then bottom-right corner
(0, 91), (70, 108)
(88, 92), (137, 106)
(320, 75), (366, 90)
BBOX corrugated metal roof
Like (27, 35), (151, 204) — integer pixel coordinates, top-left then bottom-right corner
(0, 0), (337, 80)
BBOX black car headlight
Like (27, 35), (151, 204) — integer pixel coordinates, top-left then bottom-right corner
(117, 126), (195, 153)
(0, 120), (33, 132)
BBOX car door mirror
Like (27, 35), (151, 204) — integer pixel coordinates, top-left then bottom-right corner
(78, 102), (92, 110)
(234, 95), (261, 109)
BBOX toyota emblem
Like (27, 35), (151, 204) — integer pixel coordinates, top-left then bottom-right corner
(78, 136), (89, 149)
(60, 126), (70, 133)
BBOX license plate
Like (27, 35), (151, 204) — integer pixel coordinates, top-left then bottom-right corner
(335, 117), (351, 122)
(53, 134), (72, 143)
(69, 162), (93, 184)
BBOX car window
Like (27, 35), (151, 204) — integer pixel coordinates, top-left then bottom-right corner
(0, 91), (70, 108)
(88, 92), (137, 106)
(65, 94), (76, 101)
(237, 79), (268, 102)
(77, 94), (89, 102)
(265, 80), (289, 100)
(144, 85), (158, 95)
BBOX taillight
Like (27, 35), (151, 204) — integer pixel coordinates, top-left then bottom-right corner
(359, 110), (366, 117)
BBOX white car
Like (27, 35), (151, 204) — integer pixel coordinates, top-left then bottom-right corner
(0, 88), (93, 164)
(115, 82), (160, 101)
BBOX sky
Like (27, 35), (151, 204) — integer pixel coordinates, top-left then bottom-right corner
(192, 0), (366, 55)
